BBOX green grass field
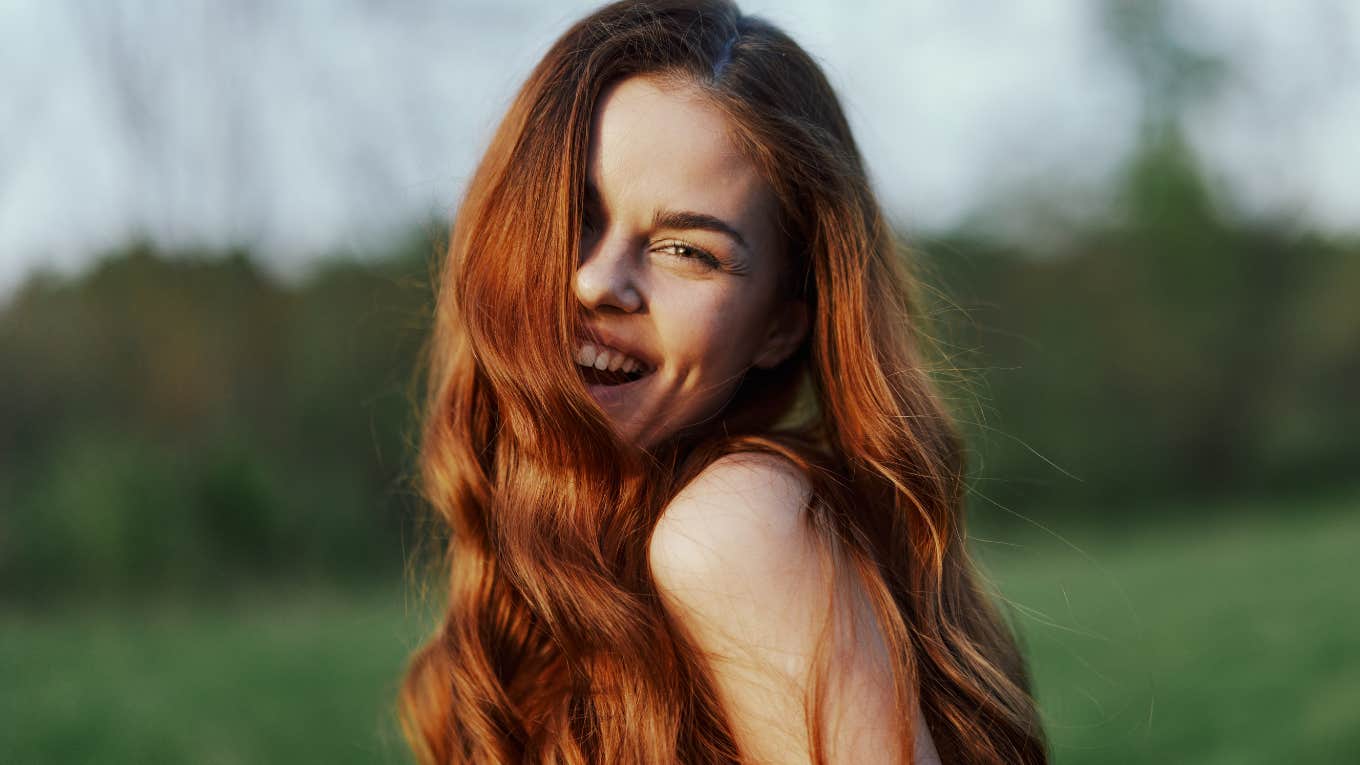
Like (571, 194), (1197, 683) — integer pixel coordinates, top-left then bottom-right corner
(2, 585), (425, 764)
(4, 490), (1357, 763)
(976, 487), (1360, 764)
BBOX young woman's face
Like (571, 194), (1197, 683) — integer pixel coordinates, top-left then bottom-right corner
(574, 74), (807, 450)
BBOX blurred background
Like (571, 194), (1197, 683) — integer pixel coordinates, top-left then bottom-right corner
(2, 1), (1356, 762)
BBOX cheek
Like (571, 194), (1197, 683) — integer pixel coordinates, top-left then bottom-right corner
(653, 284), (768, 371)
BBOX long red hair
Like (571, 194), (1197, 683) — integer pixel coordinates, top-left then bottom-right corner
(399, 1), (1047, 762)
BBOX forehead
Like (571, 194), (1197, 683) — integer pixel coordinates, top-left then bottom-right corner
(587, 75), (779, 247)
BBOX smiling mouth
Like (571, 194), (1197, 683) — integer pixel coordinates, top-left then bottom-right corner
(572, 334), (656, 389)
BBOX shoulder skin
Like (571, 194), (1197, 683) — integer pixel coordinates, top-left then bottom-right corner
(648, 451), (940, 764)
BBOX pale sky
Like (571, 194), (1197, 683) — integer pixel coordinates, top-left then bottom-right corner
(0, 0), (1356, 300)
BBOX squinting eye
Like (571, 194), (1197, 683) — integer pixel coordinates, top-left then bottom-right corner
(657, 241), (720, 269)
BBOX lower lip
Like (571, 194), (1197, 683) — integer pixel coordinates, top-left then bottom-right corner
(586, 370), (654, 407)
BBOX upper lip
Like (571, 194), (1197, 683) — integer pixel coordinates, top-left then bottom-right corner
(575, 324), (659, 371)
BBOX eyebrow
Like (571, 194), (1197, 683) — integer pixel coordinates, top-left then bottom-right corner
(584, 180), (752, 254)
(652, 209), (751, 254)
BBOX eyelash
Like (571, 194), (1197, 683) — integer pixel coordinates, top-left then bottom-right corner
(654, 240), (721, 269)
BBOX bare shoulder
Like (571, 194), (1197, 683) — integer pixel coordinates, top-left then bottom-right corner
(648, 451), (937, 763)
(648, 450), (816, 594)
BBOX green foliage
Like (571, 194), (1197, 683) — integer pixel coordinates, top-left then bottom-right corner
(924, 128), (1360, 516)
(2, 129), (1357, 600)
(0, 233), (436, 603)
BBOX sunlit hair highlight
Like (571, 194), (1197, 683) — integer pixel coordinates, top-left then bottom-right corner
(399, 1), (1048, 762)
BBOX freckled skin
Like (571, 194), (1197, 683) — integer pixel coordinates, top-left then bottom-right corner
(575, 75), (807, 449)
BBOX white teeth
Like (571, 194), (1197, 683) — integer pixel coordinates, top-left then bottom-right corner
(574, 341), (648, 375)
(576, 342), (598, 367)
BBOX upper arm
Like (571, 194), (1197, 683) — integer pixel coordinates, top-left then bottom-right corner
(648, 452), (938, 764)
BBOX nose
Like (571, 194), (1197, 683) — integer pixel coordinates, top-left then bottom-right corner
(574, 234), (643, 313)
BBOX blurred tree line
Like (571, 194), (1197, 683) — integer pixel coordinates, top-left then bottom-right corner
(1, 231), (434, 604)
(929, 128), (1359, 518)
(2, 132), (1357, 603)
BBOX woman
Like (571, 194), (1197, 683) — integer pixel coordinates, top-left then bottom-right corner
(400, 1), (1047, 762)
